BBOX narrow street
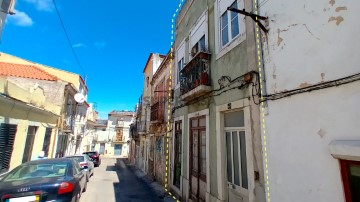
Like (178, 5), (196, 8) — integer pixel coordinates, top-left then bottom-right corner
(81, 158), (163, 202)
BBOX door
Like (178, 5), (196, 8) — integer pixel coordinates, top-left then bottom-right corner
(99, 143), (105, 154)
(189, 116), (206, 201)
(224, 110), (249, 202)
(114, 144), (122, 156)
(22, 126), (37, 163)
(173, 120), (182, 188)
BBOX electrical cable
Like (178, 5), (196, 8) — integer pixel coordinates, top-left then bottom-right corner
(52, 0), (87, 78)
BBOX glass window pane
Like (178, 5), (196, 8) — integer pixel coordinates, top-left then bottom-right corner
(349, 164), (360, 201)
(231, 15), (239, 38)
(225, 111), (244, 127)
(240, 131), (248, 189)
(230, 1), (239, 39)
(221, 12), (229, 46)
(193, 131), (198, 157)
(230, 2), (238, 18)
(199, 118), (206, 127)
(201, 145), (206, 159)
(192, 119), (198, 127)
(201, 159), (206, 174)
(226, 132), (232, 183)
(199, 35), (206, 52)
(193, 157), (198, 170)
(201, 131), (206, 145)
(232, 131), (240, 186)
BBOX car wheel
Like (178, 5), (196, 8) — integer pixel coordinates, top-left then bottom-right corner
(74, 192), (80, 202)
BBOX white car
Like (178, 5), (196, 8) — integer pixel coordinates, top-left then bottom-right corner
(64, 154), (95, 181)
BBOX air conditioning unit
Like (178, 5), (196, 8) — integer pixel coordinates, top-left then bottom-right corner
(1, 0), (16, 15)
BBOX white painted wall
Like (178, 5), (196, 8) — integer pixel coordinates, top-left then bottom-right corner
(260, 0), (360, 201)
(264, 81), (360, 202)
(261, 0), (360, 94)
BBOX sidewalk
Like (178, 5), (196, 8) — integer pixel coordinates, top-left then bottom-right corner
(121, 159), (178, 202)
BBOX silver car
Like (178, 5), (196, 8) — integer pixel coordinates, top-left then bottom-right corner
(64, 154), (94, 182)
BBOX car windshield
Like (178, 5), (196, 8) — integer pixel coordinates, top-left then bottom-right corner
(2, 163), (68, 182)
(84, 152), (97, 156)
(65, 156), (85, 162)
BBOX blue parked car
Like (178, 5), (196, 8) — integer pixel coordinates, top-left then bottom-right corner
(0, 158), (87, 202)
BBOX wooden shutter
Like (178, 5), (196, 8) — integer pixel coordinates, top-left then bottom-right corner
(0, 123), (17, 174)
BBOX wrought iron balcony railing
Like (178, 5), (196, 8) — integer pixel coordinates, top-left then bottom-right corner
(180, 51), (211, 101)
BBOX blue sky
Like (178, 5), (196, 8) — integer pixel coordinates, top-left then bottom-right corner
(2, 0), (181, 118)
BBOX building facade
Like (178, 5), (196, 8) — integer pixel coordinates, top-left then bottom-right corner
(149, 51), (173, 184)
(0, 62), (62, 175)
(171, 0), (265, 201)
(137, 53), (165, 174)
(92, 111), (134, 157)
(259, 1), (360, 202)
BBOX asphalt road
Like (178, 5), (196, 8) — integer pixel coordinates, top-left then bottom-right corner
(81, 158), (163, 202)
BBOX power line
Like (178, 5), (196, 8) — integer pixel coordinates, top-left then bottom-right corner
(52, 0), (87, 78)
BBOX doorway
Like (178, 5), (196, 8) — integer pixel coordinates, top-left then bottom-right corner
(189, 116), (207, 201)
(114, 144), (122, 156)
(224, 110), (249, 202)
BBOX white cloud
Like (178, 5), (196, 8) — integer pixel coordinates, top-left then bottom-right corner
(8, 10), (33, 26)
(23, 0), (54, 12)
(73, 43), (85, 48)
(94, 41), (106, 48)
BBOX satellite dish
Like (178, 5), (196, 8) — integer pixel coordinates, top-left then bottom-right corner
(74, 93), (85, 103)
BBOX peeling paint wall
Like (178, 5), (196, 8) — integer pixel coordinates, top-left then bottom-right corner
(260, 0), (360, 201)
(261, 0), (358, 94)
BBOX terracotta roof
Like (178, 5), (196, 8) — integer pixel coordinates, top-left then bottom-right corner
(0, 62), (58, 81)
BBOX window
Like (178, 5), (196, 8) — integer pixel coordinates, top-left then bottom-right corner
(22, 126), (38, 163)
(190, 116), (206, 179)
(173, 120), (182, 188)
(191, 35), (206, 57)
(42, 128), (52, 157)
(220, 1), (240, 47)
(177, 58), (184, 84)
(340, 160), (360, 202)
(224, 111), (248, 190)
(176, 40), (185, 86)
(0, 123), (17, 174)
(216, 0), (245, 54)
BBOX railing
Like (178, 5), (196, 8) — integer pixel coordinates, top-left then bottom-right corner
(150, 101), (164, 123)
(180, 51), (211, 96)
(64, 115), (74, 131)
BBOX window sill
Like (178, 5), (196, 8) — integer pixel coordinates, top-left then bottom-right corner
(329, 140), (360, 161)
(216, 33), (246, 61)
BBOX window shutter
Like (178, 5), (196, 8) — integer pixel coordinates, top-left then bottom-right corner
(0, 123), (17, 174)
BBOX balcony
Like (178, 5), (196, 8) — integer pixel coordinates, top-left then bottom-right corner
(150, 101), (164, 123)
(180, 51), (211, 101)
(63, 115), (74, 132)
(113, 130), (124, 143)
(137, 121), (147, 134)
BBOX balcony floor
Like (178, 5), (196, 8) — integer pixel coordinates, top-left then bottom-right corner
(181, 85), (211, 101)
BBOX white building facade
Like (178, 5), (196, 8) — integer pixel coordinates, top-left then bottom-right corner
(260, 1), (360, 202)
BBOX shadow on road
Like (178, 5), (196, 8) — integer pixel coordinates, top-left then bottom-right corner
(109, 158), (163, 202)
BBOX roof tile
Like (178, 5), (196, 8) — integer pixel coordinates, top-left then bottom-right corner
(0, 62), (58, 81)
